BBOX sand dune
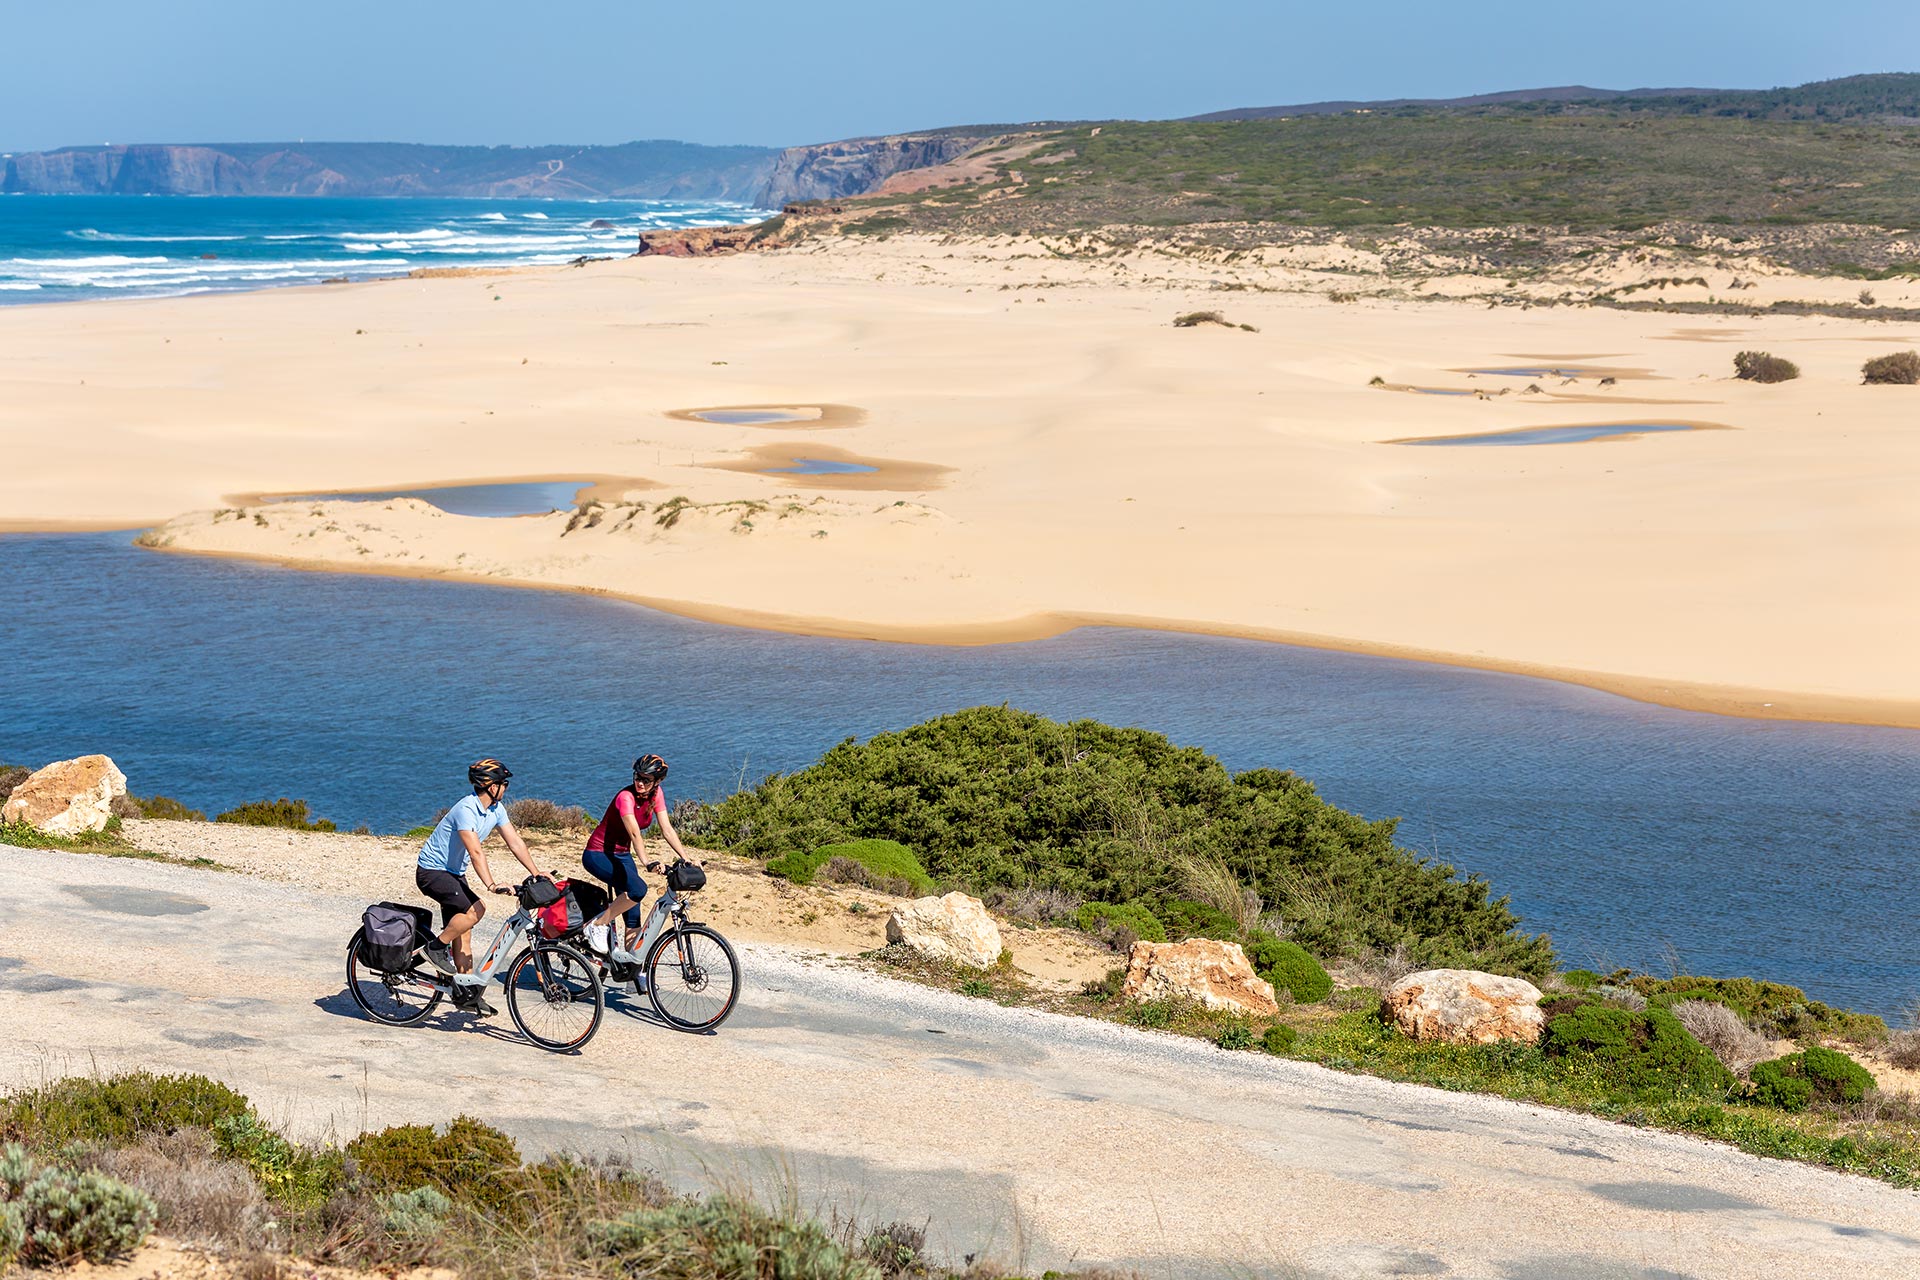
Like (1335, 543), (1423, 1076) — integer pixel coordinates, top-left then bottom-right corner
(4, 235), (1917, 725)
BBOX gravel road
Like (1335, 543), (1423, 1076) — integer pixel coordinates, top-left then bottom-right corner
(1, 844), (1915, 1278)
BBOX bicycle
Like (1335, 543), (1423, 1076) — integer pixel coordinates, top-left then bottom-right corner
(345, 876), (604, 1052)
(598, 858), (740, 1033)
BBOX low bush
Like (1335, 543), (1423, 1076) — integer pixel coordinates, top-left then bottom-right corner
(705, 708), (1554, 978)
(1262, 1024), (1298, 1054)
(1671, 999), (1772, 1073)
(1887, 1028), (1920, 1071)
(91, 1131), (269, 1247)
(1, 1144), (157, 1265)
(0, 766), (27, 804)
(1621, 973), (1887, 1043)
(1156, 896), (1241, 940)
(214, 798), (336, 832)
(343, 1116), (523, 1217)
(590, 1194), (881, 1280)
(1074, 901), (1167, 945)
(982, 883), (1083, 923)
(1215, 1022), (1256, 1050)
(0, 1200), (20, 1271)
(213, 1114), (341, 1210)
(135, 795), (206, 821)
(765, 838), (934, 896)
(1541, 1002), (1734, 1096)
(1751, 1046), (1877, 1112)
(380, 1185), (453, 1237)
(0, 1072), (250, 1150)
(1244, 933), (1334, 1003)
(1861, 350), (1920, 384)
(1733, 350), (1800, 382)
(505, 797), (589, 830)
(861, 1221), (924, 1277)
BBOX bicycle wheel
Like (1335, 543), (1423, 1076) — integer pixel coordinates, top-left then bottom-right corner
(646, 924), (741, 1032)
(504, 941), (603, 1052)
(344, 930), (442, 1027)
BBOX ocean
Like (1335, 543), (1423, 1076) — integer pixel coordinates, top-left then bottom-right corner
(0, 194), (758, 303)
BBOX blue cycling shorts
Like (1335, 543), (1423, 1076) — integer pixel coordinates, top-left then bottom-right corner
(582, 846), (647, 928)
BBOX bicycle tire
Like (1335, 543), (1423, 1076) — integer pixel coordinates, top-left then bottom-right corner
(504, 940), (603, 1052)
(344, 930), (441, 1027)
(645, 923), (741, 1032)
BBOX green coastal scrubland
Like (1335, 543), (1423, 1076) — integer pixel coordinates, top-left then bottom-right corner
(0, 1072), (1034, 1279)
(704, 707), (1920, 1187)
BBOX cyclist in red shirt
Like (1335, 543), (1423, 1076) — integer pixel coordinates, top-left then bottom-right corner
(580, 754), (700, 965)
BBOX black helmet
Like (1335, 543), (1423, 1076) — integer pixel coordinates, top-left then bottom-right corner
(632, 754), (668, 782)
(468, 758), (513, 788)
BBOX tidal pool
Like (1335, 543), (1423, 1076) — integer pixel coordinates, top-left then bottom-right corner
(766, 458), (879, 476)
(272, 481), (588, 517)
(1401, 424), (1700, 447)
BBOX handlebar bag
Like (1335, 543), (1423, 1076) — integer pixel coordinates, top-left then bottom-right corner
(361, 902), (433, 972)
(667, 862), (707, 893)
(536, 878), (585, 940)
(518, 875), (563, 909)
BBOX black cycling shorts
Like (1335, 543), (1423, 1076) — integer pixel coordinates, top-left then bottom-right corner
(416, 867), (480, 927)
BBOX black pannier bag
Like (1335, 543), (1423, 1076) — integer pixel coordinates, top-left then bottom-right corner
(360, 902), (433, 972)
(517, 875), (563, 909)
(667, 861), (706, 893)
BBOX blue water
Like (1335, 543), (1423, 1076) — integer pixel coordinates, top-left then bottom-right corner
(0, 195), (755, 303)
(3, 533), (1916, 1015)
(768, 459), (878, 475)
(1406, 423), (1698, 447)
(273, 482), (589, 518)
(692, 410), (816, 425)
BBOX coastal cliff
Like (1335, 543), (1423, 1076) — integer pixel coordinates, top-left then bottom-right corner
(1, 140), (779, 200)
(755, 132), (989, 205)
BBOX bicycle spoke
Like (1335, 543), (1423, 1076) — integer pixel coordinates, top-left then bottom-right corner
(345, 933), (440, 1026)
(506, 945), (602, 1051)
(648, 927), (739, 1031)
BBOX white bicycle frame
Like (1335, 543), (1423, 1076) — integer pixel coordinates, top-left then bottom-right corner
(451, 907), (535, 986)
(623, 885), (686, 958)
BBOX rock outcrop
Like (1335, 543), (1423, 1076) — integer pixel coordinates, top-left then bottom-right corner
(756, 134), (988, 206)
(885, 892), (1003, 969)
(1385, 969), (1545, 1045)
(1122, 940), (1279, 1016)
(2, 755), (129, 837)
(635, 224), (779, 258)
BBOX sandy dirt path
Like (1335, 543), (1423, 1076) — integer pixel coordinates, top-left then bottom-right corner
(1, 844), (1915, 1278)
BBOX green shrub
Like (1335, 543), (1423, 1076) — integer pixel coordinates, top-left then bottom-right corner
(0, 1073), (250, 1150)
(134, 795), (206, 821)
(344, 1116), (523, 1215)
(1751, 1058), (1815, 1111)
(1156, 897), (1240, 940)
(765, 838), (934, 896)
(212, 1113), (341, 1209)
(1750, 1046), (1877, 1112)
(381, 1185), (454, 1237)
(1244, 933), (1333, 1003)
(1733, 350), (1800, 382)
(1074, 901), (1167, 944)
(1262, 1024), (1298, 1055)
(1861, 350), (1920, 384)
(0, 1200), (21, 1271)
(1215, 1022), (1256, 1050)
(405, 825), (435, 839)
(590, 1193), (881, 1280)
(705, 708), (1552, 977)
(1542, 1003), (1734, 1096)
(1561, 969), (1602, 990)
(214, 798), (336, 832)
(1, 1145), (156, 1265)
(1624, 974), (1887, 1042)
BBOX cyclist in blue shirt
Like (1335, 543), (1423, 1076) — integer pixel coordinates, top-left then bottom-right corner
(416, 758), (544, 1015)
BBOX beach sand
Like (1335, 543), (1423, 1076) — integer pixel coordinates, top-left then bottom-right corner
(3, 234), (1917, 725)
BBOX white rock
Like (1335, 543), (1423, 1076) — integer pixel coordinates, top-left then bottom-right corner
(2, 754), (129, 837)
(1385, 968), (1544, 1045)
(1123, 939), (1279, 1016)
(885, 891), (1003, 969)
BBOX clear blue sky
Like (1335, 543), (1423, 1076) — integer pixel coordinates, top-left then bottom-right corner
(3, 0), (1915, 152)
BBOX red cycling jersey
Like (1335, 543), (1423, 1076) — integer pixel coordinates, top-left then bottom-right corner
(585, 784), (665, 854)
